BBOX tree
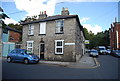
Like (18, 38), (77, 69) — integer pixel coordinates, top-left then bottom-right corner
(8, 23), (22, 31)
(83, 28), (90, 40)
(83, 28), (110, 49)
(0, 7), (9, 28)
(19, 15), (37, 24)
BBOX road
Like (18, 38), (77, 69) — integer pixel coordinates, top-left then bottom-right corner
(2, 55), (119, 79)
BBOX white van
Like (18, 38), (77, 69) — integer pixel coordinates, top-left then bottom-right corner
(96, 46), (107, 55)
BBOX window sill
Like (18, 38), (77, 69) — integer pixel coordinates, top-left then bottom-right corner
(55, 32), (64, 34)
(38, 34), (46, 35)
(55, 53), (63, 55)
(28, 35), (34, 36)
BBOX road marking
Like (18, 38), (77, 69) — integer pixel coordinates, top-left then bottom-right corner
(92, 57), (100, 68)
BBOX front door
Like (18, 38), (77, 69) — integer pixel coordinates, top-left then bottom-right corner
(39, 43), (45, 60)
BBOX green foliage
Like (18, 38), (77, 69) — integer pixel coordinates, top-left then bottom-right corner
(0, 7), (9, 28)
(19, 15), (38, 24)
(8, 23), (22, 31)
(84, 28), (110, 49)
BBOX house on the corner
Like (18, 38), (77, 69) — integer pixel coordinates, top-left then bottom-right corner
(21, 7), (85, 62)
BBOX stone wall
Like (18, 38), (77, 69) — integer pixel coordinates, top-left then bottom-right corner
(22, 18), (83, 62)
(75, 20), (84, 61)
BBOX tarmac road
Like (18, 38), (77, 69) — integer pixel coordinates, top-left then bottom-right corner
(2, 54), (119, 80)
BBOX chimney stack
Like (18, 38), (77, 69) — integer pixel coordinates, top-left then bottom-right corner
(39, 11), (47, 19)
(61, 7), (69, 15)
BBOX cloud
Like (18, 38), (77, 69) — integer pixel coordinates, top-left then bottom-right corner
(2, 0), (120, 2)
(83, 24), (102, 34)
(80, 17), (90, 23)
(3, 18), (18, 24)
(14, 0), (57, 17)
(13, 0), (119, 18)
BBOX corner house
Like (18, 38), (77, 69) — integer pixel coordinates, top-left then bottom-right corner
(21, 7), (85, 62)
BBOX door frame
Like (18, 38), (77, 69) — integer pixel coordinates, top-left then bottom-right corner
(39, 43), (45, 59)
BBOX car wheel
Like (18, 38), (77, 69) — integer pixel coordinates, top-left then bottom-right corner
(7, 57), (12, 63)
(24, 59), (29, 64)
(36, 60), (39, 64)
(96, 56), (99, 58)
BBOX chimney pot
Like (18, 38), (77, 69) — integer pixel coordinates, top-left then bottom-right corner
(65, 8), (68, 11)
(38, 11), (47, 20)
(42, 11), (43, 14)
(44, 11), (46, 14)
(62, 7), (65, 11)
(61, 7), (69, 15)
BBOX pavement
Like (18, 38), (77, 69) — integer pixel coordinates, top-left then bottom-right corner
(2, 53), (100, 69)
(39, 53), (100, 69)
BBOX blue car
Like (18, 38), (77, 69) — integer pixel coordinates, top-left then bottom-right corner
(111, 50), (120, 57)
(7, 49), (40, 64)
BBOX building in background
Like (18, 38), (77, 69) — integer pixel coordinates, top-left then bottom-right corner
(2, 26), (22, 57)
(110, 18), (120, 50)
(21, 7), (85, 62)
(2, 26), (22, 42)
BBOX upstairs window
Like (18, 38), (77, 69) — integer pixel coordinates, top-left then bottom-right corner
(39, 22), (46, 35)
(56, 20), (64, 33)
(28, 24), (34, 35)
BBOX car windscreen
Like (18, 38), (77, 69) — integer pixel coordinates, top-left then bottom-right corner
(115, 50), (120, 53)
(90, 50), (98, 53)
(99, 48), (105, 50)
(25, 50), (33, 55)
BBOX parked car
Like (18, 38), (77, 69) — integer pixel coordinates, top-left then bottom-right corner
(106, 49), (111, 54)
(89, 50), (99, 57)
(7, 49), (40, 64)
(111, 50), (120, 57)
(96, 46), (107, 55)
(85, 49), (90, 53)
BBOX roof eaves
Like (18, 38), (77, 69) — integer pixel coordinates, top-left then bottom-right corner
(6, 26), (22, 33)
(21, 15), (77, 25)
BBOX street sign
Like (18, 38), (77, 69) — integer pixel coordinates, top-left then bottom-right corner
(85, 40), (89, 44)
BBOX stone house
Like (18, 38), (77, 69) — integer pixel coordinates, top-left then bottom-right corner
(22, 8), (85, 62)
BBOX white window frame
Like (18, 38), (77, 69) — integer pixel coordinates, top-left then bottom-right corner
(55, 40), (64, 54)
(28, 24), (34, 35)
(39, 22), (46, 34)
(56, 20), (64, 33)
(27, 41), (34, 53)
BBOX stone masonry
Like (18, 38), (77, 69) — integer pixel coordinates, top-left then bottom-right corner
(22, 8), (85, 62)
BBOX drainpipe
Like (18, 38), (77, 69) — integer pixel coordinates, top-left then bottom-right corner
(116, 31), (118, 49)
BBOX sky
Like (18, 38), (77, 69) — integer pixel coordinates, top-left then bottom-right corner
(0, 0), (119, 34)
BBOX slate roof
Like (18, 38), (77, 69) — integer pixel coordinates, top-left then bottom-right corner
(21, 15), (81, 26)
(5, 26), (22, 33)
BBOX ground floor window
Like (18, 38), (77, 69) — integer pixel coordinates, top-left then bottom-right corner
(55, 40), (64, 54)
(27, 41), (34, 53)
